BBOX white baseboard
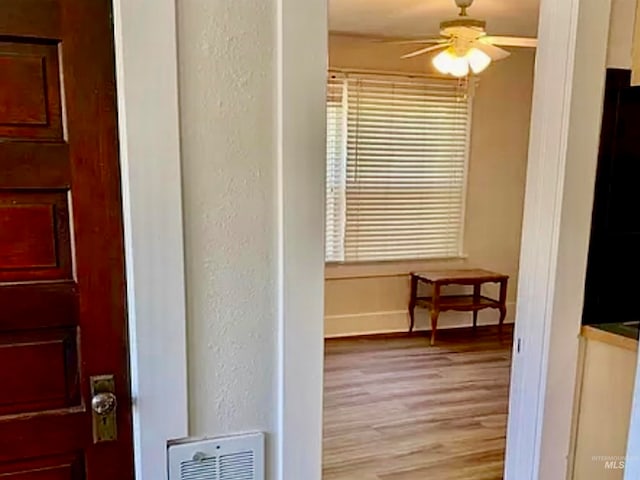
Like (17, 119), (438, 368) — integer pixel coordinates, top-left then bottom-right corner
(324, 302), (516, 338)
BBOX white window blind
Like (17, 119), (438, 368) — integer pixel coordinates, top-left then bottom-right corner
(326, 75), (346, 262)
(326, 72), (472, 262)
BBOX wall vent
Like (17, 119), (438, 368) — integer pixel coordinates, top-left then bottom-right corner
(168, 432), (264, 480)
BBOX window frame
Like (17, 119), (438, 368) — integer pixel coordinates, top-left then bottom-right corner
(325, 69), (474, 265)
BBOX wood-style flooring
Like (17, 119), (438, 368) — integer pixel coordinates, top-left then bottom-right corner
(323, 325), (513, 480)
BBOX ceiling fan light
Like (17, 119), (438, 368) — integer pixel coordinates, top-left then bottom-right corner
(448, 55), (470, 77)
(467, 47), (491, 73)
(432, 48), (455, 74)
(433, 47), (470, 78)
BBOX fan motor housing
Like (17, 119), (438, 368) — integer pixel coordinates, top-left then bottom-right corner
(440, 18), (486, 38)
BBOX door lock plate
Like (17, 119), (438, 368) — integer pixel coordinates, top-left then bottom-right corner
(90, 375), (118, 443)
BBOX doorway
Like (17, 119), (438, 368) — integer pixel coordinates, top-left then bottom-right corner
(321, 1), (538, 477)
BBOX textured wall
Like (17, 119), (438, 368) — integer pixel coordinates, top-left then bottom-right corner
(326, 36), (535, 336)
(176, 0), (277, 476)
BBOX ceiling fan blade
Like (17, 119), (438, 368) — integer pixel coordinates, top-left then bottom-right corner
(482, 36), (538, 48)
(379, 37), (445, 45)
(473, 41), (511, 61)
(401, 44), (449, 59)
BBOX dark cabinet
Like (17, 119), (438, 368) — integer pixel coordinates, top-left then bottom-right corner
(583, 69), (640, 325)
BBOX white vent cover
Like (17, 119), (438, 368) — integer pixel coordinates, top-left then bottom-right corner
(168, 432), (264, 480)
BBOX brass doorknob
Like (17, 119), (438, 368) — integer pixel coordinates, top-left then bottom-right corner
(91, 392), (117, 416)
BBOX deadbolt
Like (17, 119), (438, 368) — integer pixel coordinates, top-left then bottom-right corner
(90, 375), (118, 443)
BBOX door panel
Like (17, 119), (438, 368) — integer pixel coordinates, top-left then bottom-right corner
(0, 328), (78, 416)
(0, 0), (134, 478)
(0, 453), (84, 480)
(0, 41), (63, 140)
(0, 192), (72, 281)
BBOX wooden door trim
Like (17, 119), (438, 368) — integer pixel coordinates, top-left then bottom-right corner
(112, 1), (188, 479)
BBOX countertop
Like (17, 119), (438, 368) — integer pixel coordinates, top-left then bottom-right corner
(581, 322), (639, 352)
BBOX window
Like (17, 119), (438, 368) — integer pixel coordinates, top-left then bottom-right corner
(325, 71), (472, 263)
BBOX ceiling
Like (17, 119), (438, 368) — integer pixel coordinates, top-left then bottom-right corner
(329, 0), (540, 38)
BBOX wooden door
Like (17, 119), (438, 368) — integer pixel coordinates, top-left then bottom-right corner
(0, 1), (135, 478)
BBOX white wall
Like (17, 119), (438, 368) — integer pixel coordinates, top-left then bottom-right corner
(325, 36), (535, 337)
(176, 1), (278, 478)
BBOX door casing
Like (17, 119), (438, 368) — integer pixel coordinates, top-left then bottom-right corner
(111, 1), (188, 479)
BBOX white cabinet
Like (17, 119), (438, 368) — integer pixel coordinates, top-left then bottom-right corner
(570, 327), (638, 479)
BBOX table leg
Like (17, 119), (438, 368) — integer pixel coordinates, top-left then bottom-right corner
(430, 309), (440, 346)
(498, 279), (508, 336)
(430, 284), (441, 346)
(408, 275), (418, 333)
(472, 284), (480, 330)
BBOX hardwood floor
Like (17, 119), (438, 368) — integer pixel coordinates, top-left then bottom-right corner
(323, 325), (513, 480)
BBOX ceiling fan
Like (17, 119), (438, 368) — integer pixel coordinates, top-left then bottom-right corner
(387, 0), (538, 77)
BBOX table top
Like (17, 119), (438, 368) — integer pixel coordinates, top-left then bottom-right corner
(411, 269), (508, 283)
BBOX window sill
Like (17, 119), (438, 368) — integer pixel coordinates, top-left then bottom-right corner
(325, 256), (469, 280)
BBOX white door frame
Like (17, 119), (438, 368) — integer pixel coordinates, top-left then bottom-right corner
(110, 0), (640, 479)
(505, 0), (615, 478)
(112, 1), (188, 479)
(276, 0), (327, 478)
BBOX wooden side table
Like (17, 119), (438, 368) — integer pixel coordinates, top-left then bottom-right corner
(408, 269), (509, 345)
